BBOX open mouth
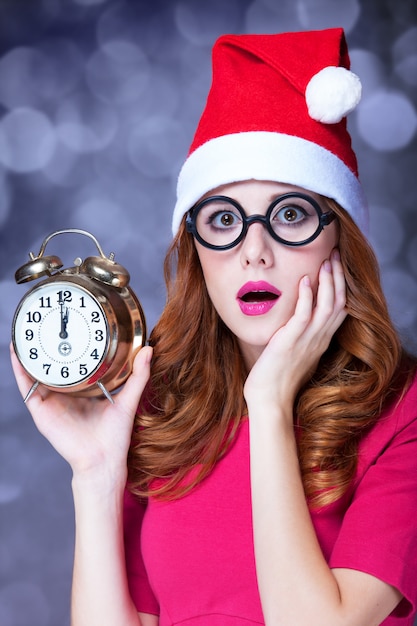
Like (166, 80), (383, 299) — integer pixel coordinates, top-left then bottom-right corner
(240, 290), (279, 303)
(237, 282), (281, 316)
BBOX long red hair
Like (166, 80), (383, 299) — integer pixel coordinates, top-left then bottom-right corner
(128, 200), (416, 508)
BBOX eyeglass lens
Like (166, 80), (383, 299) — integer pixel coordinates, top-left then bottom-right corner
(193, 195), (324, 247)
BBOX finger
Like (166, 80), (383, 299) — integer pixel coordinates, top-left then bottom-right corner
(315, 259), (336, 318)
(115, 346), (153, 416)
(292, 275), (314, 326)
(270, 275), (314, 349)
(330, 249), (347, 311)
(10, 343), (38, 401)
(10, 344), (60, 434)
(267, 276), (315, 357)
(314, 253), (347, 336)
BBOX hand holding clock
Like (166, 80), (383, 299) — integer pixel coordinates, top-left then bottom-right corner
(10, 343), (153, 477)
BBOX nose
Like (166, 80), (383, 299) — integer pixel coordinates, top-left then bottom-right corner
(240, 221), (274, 267)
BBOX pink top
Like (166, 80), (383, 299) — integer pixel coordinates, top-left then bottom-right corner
(124, 375), (417, 625)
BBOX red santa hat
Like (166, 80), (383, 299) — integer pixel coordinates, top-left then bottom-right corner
(172, 28), (367, 234)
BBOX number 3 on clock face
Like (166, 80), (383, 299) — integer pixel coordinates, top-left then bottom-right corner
(13, 281), (110, 387)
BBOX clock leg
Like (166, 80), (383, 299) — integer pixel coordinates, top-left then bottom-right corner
(96, 381), (115, 404)
(24, 380), (40, 403)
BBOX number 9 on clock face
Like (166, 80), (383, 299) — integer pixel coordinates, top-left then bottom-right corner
(13, 281), (110, 387)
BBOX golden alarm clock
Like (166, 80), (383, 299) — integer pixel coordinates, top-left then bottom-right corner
(12, 229), (146, 403)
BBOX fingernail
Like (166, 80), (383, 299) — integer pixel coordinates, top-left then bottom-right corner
(332, 249), (340, 261)
(303, 275), (311, 286)
(145, 346), (153, 363)
(323, 260), (332, 272)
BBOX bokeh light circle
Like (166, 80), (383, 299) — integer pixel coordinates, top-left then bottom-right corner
(296, 0), (361, 32)
(175, 0), (240, 45)
(127, 116), (187, 178)
(393, 26), (417, 87)
(356, 90), (417, 151)
(0, 108), (56, 173)
(382, 269), (417, 329)
(0, 169), (11, 228)
(369, 205), (405, 265)
(85, 40), (150, 105)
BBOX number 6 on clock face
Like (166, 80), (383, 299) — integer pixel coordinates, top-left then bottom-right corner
(13, 281), (110, 388)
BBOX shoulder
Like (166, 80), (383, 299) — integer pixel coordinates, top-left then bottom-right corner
(356, 371), (417, 475)
(381, 369), (417, 432)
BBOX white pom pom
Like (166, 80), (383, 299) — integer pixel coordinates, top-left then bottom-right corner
(305, 66), (362, 124)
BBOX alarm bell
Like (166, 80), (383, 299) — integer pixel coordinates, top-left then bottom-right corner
(14, 228), (131, 287)
(15, 255), (64, 284)
(80, 256), (130, 288)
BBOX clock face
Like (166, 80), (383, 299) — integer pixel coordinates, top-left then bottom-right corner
(13, 280), (110, 387)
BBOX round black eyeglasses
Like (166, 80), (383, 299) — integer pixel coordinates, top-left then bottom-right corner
(186, 192), (336, 251)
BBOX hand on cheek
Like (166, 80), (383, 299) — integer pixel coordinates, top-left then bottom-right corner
(244, 248), (347, 411)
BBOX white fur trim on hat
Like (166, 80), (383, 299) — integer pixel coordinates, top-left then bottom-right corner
(306, 66), (362, 124)
(173, 131), (368, 235)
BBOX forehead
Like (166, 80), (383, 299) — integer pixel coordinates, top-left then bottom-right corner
(200, 180), (323, 206)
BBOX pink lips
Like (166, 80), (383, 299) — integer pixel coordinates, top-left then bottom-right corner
(237, 281), (281, 316)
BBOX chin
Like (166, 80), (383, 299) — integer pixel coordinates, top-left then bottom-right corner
(236, 333), (271, 353)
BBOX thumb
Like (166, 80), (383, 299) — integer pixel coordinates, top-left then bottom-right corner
(115, 346), (153, 416)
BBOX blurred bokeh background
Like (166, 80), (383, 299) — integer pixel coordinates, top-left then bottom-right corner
(0, 0), (416, 624)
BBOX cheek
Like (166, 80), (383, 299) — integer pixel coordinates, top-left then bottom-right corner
(198, 253), (217, 285)
(195, 242), (234, 282)
(196, 249), (226, 303)
(287, 242), (333, 296)
(304, 233), (338, 294)
(309, 265), (322, 291)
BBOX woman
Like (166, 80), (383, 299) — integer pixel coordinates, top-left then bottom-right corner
(11, 28), (417, 626)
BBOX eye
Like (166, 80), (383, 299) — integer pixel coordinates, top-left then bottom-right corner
(272, 205), (307, 226)
(196, 201), (243, 232)
(208, 210), (241, 229)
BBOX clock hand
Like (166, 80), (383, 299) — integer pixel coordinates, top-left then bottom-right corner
(59, 302), (69, 339)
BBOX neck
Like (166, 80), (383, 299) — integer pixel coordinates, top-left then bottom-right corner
(238, 340), (264, 371)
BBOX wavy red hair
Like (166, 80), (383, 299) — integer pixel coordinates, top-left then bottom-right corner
(128, 200), (416, 508)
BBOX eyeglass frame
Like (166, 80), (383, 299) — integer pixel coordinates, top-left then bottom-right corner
(185, 191), (336, 251)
